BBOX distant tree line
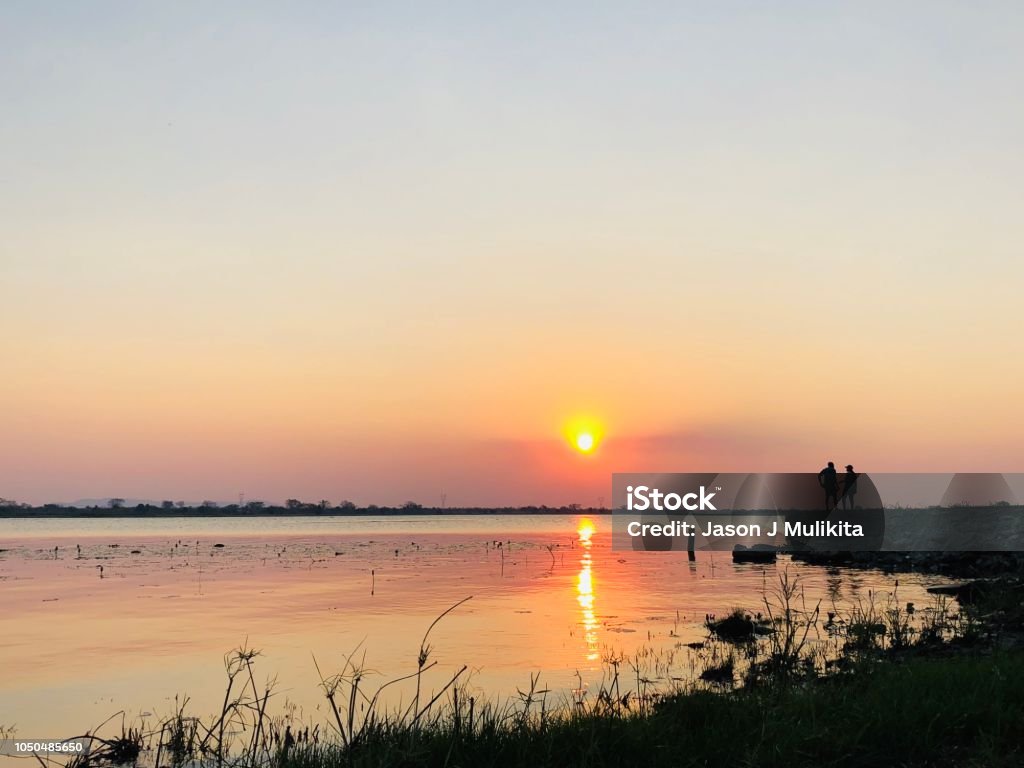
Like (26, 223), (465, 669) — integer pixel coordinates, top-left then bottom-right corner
(0, 497), (605, 518)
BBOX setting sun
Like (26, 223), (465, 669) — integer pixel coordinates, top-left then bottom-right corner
(564, 417), (604, 455)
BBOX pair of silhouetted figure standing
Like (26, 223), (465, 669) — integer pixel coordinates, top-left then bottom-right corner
(818, 461), (858, 511)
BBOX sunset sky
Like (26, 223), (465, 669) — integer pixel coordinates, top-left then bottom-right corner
(2, 3), (1023, 505)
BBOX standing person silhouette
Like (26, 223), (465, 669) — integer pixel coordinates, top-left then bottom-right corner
(842, 465), (859, 510)
(818, 461), (839, 512)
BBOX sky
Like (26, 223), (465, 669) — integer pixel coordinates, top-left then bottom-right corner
(2, 2), (1023, 506)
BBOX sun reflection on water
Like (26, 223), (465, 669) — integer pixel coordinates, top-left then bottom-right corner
(576, 517), (599, 662)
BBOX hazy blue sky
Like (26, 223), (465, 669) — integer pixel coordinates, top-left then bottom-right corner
(2, 3), (1022, 504)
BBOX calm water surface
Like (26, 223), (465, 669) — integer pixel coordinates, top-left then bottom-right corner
(0, 515), (951, 739)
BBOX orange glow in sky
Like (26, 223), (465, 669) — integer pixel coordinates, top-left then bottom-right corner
(2, 5), (1023, 505)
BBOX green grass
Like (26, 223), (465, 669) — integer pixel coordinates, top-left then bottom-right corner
(279, 653), (1024, 768)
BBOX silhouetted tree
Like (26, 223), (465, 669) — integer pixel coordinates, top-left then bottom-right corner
(109, 498), (125, 509)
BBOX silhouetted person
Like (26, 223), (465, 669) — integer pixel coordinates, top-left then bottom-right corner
(842, 465), (858, 510)
(818, 461), (839, 511)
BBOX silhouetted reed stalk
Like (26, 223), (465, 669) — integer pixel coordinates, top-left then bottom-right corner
(761, 569), (821, 675)
(312, 645), (368, 749)
(410, 596), (473, 724)
(310, 596), (473, 751)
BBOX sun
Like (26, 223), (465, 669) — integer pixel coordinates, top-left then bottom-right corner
(575, 432), (595, 453)
(563, 416), (603, 454)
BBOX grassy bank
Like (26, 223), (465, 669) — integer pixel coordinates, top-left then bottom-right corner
(48, 572), (1024, 768)
(280, 653), (1024, 768)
